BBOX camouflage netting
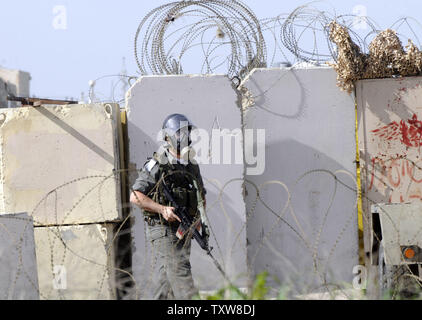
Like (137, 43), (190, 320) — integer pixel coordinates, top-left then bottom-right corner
(328, 21), (422, 93)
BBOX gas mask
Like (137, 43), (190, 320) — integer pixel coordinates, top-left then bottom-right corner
(167, 126), (196, 163)
(161, 114), (197, 164)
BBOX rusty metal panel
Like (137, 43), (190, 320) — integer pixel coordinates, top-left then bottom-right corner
(357, 77), (422, 260)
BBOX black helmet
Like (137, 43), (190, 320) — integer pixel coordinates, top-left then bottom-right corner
(162, 113), (195, 136)
(162, 114), (195, 153)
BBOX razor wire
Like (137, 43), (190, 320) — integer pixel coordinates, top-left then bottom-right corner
(134, 0), (267, 79)
(88, 74), (137, 105)
(0, 167), (360, 299)
(0, 162), (416, 299)
(1, 150), (422, 299)
(131, 1), (422, 81)
(90, 2), (422, 105)
(82, 2), (422, 107)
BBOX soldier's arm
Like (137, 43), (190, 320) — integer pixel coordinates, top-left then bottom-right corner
(130, 189), (181, 223)
(130, 190), (162, 214)
(130, 160), (181, 222)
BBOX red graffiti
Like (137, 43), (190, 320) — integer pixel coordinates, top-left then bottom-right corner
(387, 159), (401, 188)
(372, 114), (422, 148)
(369, 157), (422, 203)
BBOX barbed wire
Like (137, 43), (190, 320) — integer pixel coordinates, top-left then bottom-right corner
(90, 3), (422, 104)
(88, 74), (137, 105)
(3, 163), (419, 299)
(134, 0), (267, 79)
(85, 2), (422, 106)
(131, 1), (422, 83)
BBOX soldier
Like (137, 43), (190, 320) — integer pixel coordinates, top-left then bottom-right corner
(130, 114), (208, 300)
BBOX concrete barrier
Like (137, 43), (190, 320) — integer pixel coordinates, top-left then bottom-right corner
(356, 76), (422, 266)
(241, 66), (359, 295)
(34, 223), (116, 299)
(0, 104), (123, 225)
(0, 212), (39, 299)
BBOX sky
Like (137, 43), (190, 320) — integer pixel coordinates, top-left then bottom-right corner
(0, 0), (421, 101)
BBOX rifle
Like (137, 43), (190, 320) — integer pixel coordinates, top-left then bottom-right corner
(161, 178), (229, 281)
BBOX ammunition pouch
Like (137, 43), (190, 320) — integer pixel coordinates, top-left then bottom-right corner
(143, 186), (198, 218)
(171, 187), (198, 216)
(142, 159), (201, 218)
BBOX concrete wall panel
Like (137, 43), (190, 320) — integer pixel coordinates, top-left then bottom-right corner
(0, 104), (122, 226)
(125, 75), (247, 294)
(372, 203), (422, 266)
(356, 77), (422, 262)
(241, 67), (359, 294)
(34, 223), (116, 300)
(357, 77), (422, 205)
(0, 212), (39, 299)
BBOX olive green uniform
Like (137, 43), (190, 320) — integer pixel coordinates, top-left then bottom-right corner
(132, 149), (206, 300)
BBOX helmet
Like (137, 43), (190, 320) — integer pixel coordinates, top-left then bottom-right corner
(162, 114), (196, 161)
(162, 113), (195, 137)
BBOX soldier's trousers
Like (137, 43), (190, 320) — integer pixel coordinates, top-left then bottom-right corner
(146, 223), (199, 300)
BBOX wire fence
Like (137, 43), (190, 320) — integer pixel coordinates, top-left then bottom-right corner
(2, 161), (420, 299)
(90, 2), (422, 105)
(0, 167), (361, 299)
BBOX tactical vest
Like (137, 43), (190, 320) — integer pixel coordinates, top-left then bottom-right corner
(144, 159), (200, 218)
